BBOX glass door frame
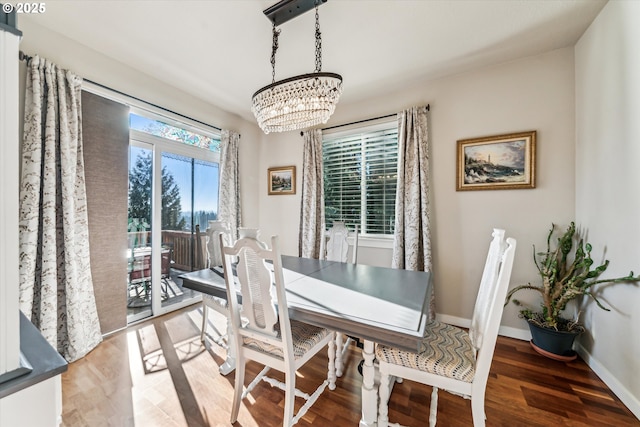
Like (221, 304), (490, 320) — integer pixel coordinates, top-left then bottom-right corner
(129, 130), (220, 321)
(127, 139), (154, 323)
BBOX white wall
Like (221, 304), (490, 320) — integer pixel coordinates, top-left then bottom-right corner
(575, 0), (640, 417)
(17, 17), (262, 230)
(259, 48), (577, 332)
(257, 131), (304, 255)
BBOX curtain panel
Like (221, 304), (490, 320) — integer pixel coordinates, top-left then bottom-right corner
(219, 130), (241, 240)
(392, 106), (434, 317)
(82, 91), (130, 334)
(19, 55), (102, 361)
(298, 129), (325, 258)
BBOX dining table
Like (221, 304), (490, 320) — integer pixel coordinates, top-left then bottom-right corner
(180, 255), (432, 427)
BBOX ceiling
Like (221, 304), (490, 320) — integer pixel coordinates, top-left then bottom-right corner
(21, 0), (607, 124)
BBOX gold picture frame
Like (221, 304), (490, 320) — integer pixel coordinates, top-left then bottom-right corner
(456, 131), (536, 191)
(268, 166), (296, 195)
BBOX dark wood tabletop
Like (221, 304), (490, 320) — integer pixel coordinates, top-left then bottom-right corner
(180, 255), (432, 353)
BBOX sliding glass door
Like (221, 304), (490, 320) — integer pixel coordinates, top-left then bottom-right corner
(159, 153), (219, 310)
(127, 121), (219, 324)
(127, 143), (154, 322)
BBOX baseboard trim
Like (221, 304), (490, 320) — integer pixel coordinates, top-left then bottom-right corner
(102, 325), (127, 338)
(575, 342), (640, 420)
(436, 313), (639, 421)
(435, 313), (531, 341)
(435, 313), (471, 329)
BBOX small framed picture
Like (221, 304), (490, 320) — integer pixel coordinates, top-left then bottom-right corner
(456, 131), (536, 191)
(268, 166), (296, 195)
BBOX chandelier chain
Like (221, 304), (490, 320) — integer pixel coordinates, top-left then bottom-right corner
(315, 2), (322, 72)
(271, 23), (280, 83)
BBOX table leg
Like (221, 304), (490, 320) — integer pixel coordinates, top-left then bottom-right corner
(335, 333), (344, 377)
(359, 339), (377, 427)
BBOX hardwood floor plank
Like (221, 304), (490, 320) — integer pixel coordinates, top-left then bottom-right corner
(60, 304), (639, 427)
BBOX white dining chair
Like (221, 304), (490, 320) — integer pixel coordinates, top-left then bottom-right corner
(200, 221), (235, 374)
(376, 229), (516, 427)
(220, 233), (337, 427)
(319, 221), (359, 377)
(319, 221), (358, 264)
(200, 221), (230, 342)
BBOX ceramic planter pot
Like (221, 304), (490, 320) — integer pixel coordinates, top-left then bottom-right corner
(527, 320), (582, 361)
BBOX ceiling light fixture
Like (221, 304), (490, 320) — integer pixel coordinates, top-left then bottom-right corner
(251, 0), (343, 134)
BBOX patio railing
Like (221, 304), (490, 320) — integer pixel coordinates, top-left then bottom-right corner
(128, 229), (208, 272)
(162, 229), (208, 271)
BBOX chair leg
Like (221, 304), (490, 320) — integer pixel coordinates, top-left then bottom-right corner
(161, 278), (169, 300)
(377, 364), (390, 427)
(429, 386), (439, 427)
(219, 316), (236, 375)
(471, 393), (486, 427)
(283, 367), (296, 427)
(230, 356), (245, 424)
(335, 334), (353, 377)
(200, 301), (208, 342)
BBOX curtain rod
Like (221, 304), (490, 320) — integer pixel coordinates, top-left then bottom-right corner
(18, 50), (31, 61)
(18, 50), (223, 133)
(84, 79), (222, 133)
(300, 104), (430, 136)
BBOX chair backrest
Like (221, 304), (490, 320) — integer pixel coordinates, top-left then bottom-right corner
(160, 246), (171, 277)
(206, 221), (231, 268)
(220, 234), (295, 360)
(468, 229), (516, 385)
(238, 227), (260, 239)
(321, 221), (359, 263)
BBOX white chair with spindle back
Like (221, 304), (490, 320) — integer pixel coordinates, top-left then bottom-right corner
(376, 229), (516, 427)
(319, 221), (359, 377)
(220, 233), (337, 427)
(319, 221), (358, 265)
(200, 221), (234, 374)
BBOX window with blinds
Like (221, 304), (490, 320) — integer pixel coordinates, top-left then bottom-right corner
(323, 122), (398, 235)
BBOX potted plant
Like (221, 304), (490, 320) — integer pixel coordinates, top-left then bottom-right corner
(505, 221), (640, 361)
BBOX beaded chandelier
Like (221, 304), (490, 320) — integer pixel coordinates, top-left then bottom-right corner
(251, 0), (343, 134)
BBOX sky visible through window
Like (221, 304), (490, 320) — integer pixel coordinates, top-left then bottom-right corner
(162, 152), (219, 213)
(130, 113), (220, 152)
(129, 114), (220, 230)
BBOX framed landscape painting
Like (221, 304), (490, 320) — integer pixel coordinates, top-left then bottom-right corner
(456, 131), (536, 191)
(268, 166), (296, 195)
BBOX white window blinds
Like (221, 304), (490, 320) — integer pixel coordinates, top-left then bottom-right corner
(323, 123), (398, 235)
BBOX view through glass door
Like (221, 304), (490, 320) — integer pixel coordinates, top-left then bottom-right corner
(158, 153), (219, 312)
(127, 114), (220, 324)
(127, 143), (154, 322)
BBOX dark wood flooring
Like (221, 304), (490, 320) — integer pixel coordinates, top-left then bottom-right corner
(60, 304), (639, 426)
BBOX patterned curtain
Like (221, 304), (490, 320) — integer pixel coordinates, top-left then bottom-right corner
(392, 106), (434, 317)
(219, 130), (241, 240)
(298, 129), (325, 258)
(19, 55), (102, 361)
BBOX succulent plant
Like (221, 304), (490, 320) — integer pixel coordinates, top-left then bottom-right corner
(505, 222), (640, 332)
